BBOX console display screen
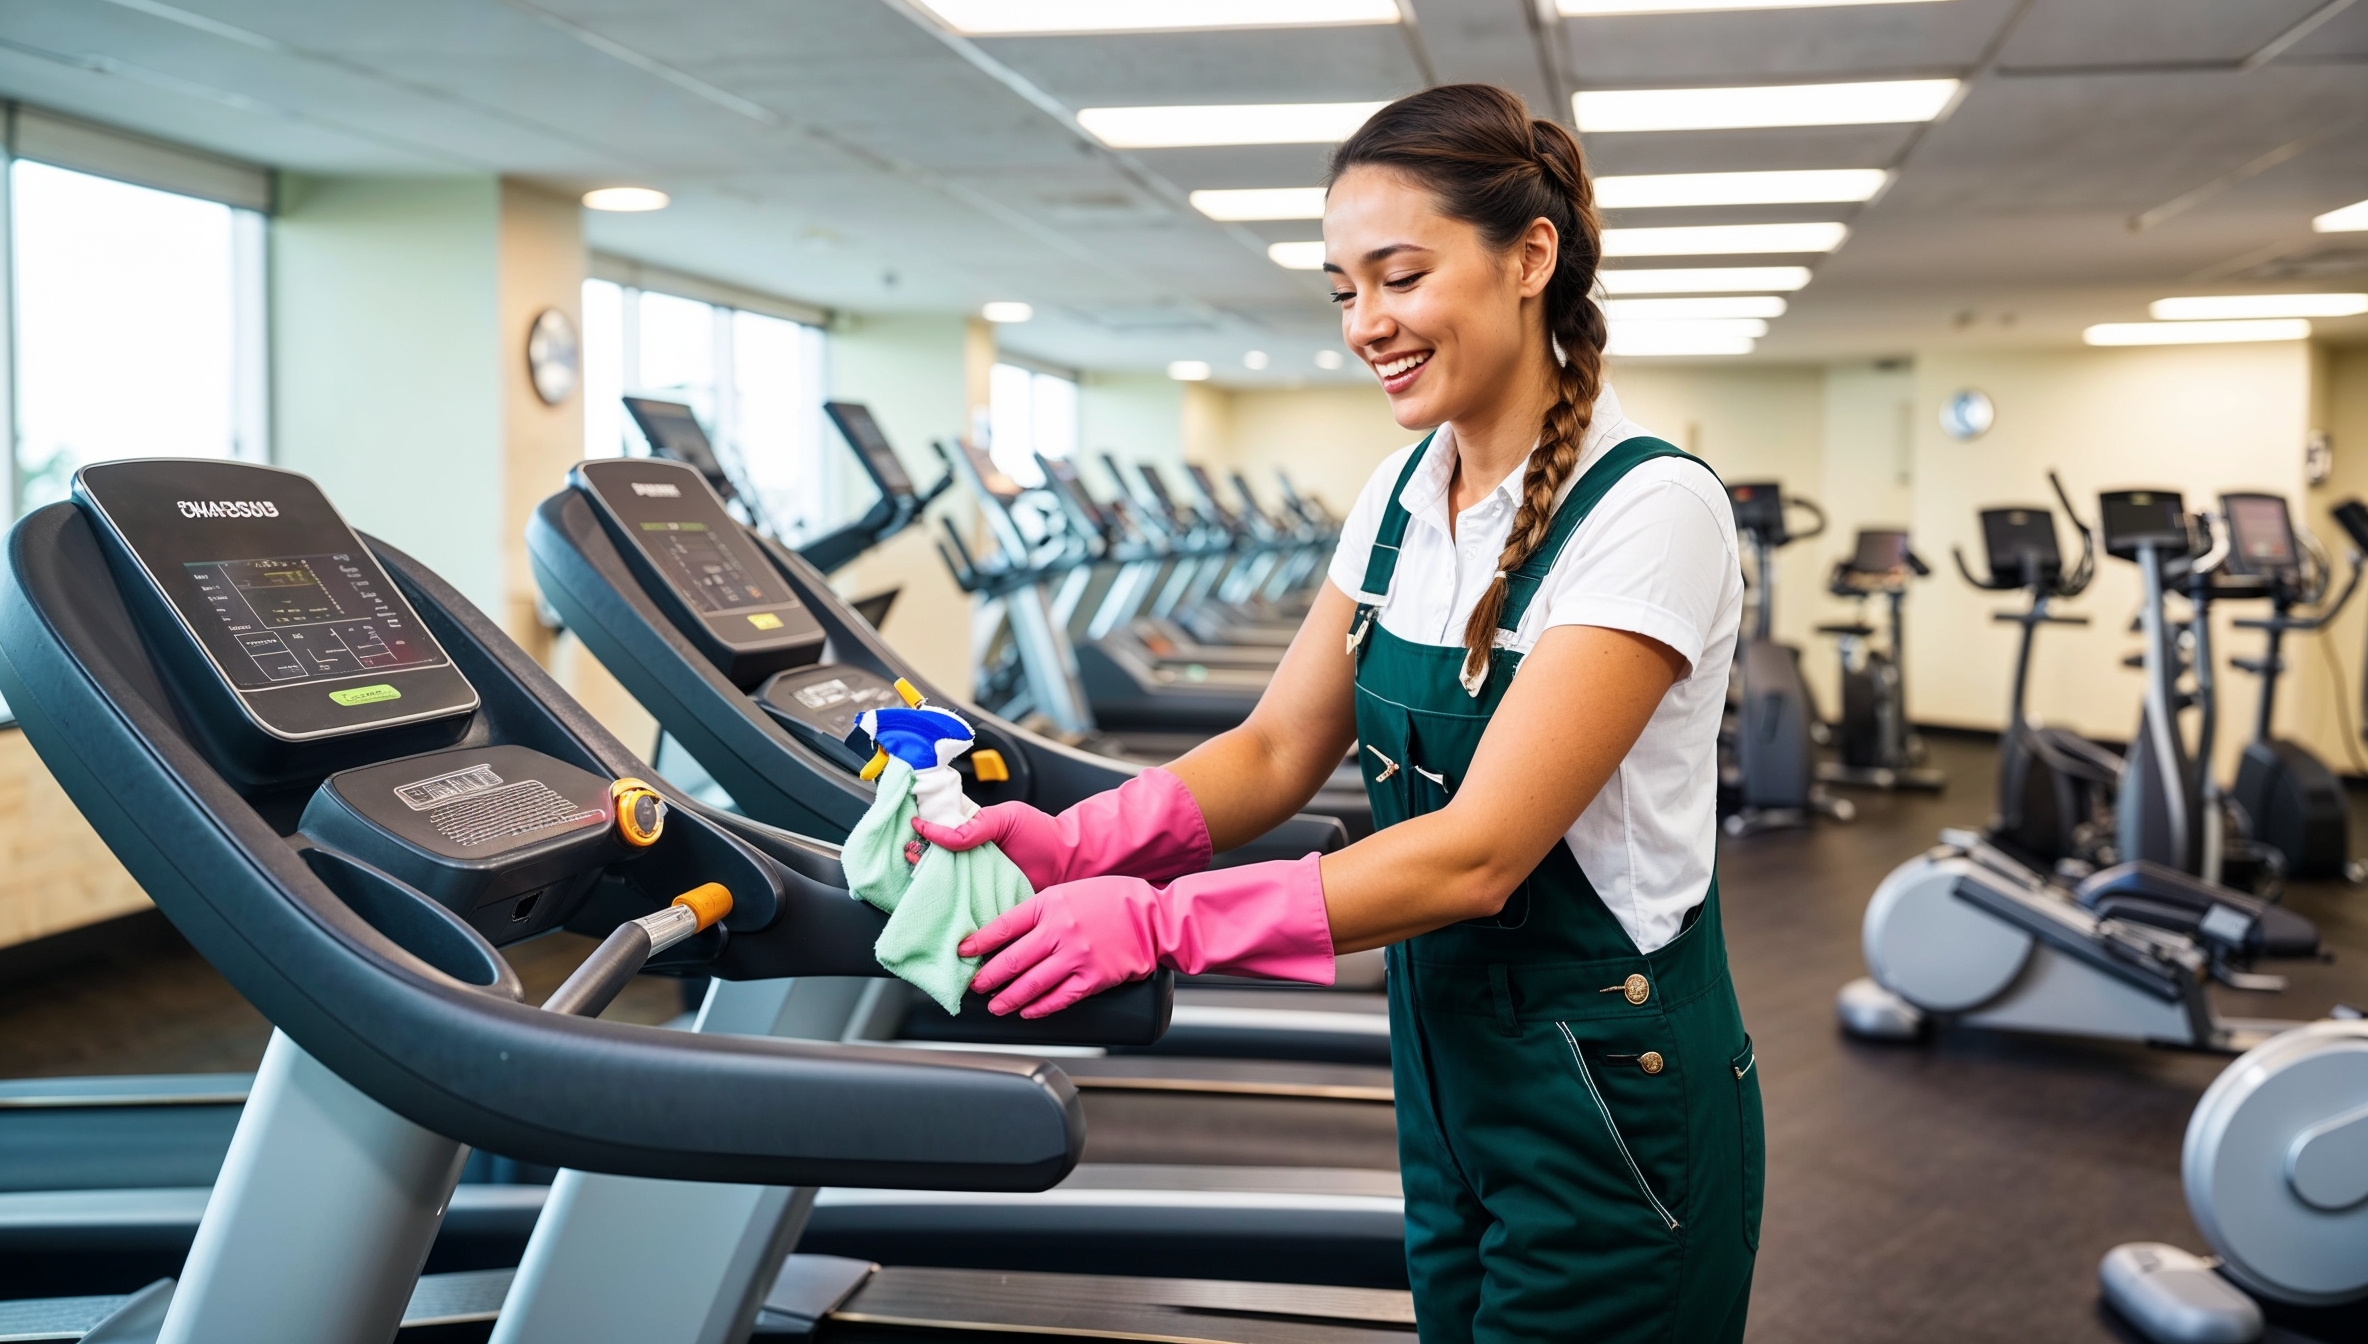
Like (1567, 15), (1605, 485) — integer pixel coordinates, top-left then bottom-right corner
(635, 520), (792, 615)
(2224, 496), (2296, 573)
(183, 552), (447, 690)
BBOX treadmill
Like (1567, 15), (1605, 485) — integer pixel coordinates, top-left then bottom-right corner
(528, 443), (1391, 1064)
(0, 457), (1413, 1342)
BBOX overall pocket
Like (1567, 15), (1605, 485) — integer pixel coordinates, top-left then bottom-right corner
(1733, 1035), (1765, 1250)
(1555, 1021), (1682, 1232)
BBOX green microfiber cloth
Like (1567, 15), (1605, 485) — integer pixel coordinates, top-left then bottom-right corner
(841, 718), (1035, 1015)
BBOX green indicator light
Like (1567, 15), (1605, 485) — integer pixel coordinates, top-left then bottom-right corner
(329, 684), (402, 707)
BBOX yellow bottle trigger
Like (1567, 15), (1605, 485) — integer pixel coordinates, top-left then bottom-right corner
(893, 677), (924, 707)
(611, 778), (667, 847)
(860, 747), (890, 781)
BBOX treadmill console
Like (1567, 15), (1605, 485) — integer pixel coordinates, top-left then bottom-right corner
(1977, 507), (2062, 588)
(1849, 529), (1911, 572)
(624, 397), (738, 503)
(824, 401), (917, 500)
(573, 458), (825, 686)
(2099, 490), (2190, 562)
(73, 459), (479, 768)
(1726, 482), (1786, 543)
(758, 664), (907, 772)
(2220, 493), (2299, 582)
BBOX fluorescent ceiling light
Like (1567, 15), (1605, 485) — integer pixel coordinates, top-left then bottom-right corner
(1168, 360), (1214, 381)
(1575, 79), (1959, 132)
(2083, 320), (2311, 347)
(1243, 350), (1271, 369)
(1562, 0), (1949, 13)
(582, 187), (669, 212)
(914, 1), (1399, 35)
(2150, 293), (2366, 320)
(1079, 101), (1384, 148)
(1191, 187), (1327, 221)
(2312, 199), (2368, 232)
(1268, 240), (1327, 270)
(1598, 266), (1812, 293)
(1613, 318), (1770, 339)
(1607, 330), (1756, 356)
(1596, 169), (1886, 208)
(1315, 349), (1345, 370)
(980, 301), (1034, 323)
(1603, 296), (1788, 319)
(1603, 222), (1847, 256)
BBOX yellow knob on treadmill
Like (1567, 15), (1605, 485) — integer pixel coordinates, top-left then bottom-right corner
(970, 749), (1009, 783)
(611, 777), (667, 847)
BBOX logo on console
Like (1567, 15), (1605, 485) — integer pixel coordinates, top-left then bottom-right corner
(630, 482), (682, 498)
(176, 500), (280, 519)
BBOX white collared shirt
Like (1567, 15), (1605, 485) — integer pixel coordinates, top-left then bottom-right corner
(1325, 386), (1742, 953)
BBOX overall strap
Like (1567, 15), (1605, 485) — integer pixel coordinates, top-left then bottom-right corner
(1357, 431), (1437, 602)
(1497, 436), (1707, 631)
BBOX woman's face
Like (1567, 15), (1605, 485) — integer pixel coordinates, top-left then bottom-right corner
(1323, 165), (1558, 431)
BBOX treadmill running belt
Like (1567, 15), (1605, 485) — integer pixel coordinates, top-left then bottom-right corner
(823, 1265), (1416, 1341)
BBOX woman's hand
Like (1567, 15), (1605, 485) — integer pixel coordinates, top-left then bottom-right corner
(912, 766), (1213, 890)
(961, 856), (1334, 1018)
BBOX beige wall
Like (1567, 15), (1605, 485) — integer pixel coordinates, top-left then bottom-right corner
(496, 181), (588, 657)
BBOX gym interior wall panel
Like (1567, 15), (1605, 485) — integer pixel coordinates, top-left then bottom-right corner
(0, 730), (148, 949)
(1080, 373), (1190, 478)
(496, 180), (587, 656)
(269, 173), (505, 623)
(10, 105), (271, 213)
(1216, 384), (1407, 522)
(1906, 342), (2314, 774)
(827, 312), (975, 693)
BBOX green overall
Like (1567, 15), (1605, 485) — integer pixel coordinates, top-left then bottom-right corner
(1352, 434), (1764, 1343)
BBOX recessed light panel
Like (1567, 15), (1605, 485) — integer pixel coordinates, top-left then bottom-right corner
(1607, 329), (1756, 356)
(2083, 320), (2311, 346)
(1575, 79), (1959, 132)
(583, 187), (669, 212)
(1603, 296), (1788, 319)
(1603, 223), (1847, 256)
(1562, 0), (1948, 13)
(2150, 294), (2366, 320)
(1191, 187), (1328, 221)
(1614, 318), (1770, 340)
(1598, 266), (1813, 293)
(2311, 199), (2368, 232)
(914, 0), (1400, 35)
(1079, 102), (1385, 148)
(1168, 360), (1214, 381)
(1268, 241), (1328, 270)
(981, 301), (1035, 323)
(1595, 169), (1886, 208)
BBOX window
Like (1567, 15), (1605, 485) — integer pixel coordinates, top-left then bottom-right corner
(988, 362), (1079, 487)
(11, 160), (268, 514)
(580, 278), (833, 544)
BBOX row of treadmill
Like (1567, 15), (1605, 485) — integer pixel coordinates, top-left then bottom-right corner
(1723, 477), (2368, 1343)
(0, 404), (1414, 1343)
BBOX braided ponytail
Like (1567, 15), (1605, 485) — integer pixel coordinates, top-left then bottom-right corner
(1329, 86), (1607, 694)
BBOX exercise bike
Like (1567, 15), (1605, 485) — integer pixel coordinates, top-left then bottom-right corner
(2219, 492), (2368, 883)
(1951, 475), (2121, 874)
(1816, 529), (1945, 792)
(1722, 481), (1853, 836)
(1837, 487), (2322, 1050)
(2100, 1014), (2368, 1342)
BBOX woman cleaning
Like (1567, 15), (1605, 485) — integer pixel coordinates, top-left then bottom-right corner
(918, 83), (1762, 1343)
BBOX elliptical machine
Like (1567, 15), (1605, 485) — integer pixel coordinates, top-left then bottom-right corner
(1722, 481), (1854, 836)
(2219, 492), (2368, 882)
(1952, 475), (2122, 873)
(1816, 529), (1945, 792)
(2100, 1016), (2368, 1343)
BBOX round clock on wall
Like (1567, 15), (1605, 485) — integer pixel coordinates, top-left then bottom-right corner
(527, 307), (580, 406)
(1939, 388), (1995, 442)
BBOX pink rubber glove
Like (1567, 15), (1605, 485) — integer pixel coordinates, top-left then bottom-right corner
(912, 767), (1212, 891)
(958, 854), (1335, 1018)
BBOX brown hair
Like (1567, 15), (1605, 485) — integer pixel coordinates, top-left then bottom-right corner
(1328, 84), (1606, 691)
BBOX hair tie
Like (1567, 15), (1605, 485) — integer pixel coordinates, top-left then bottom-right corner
(1550, 336), (1568, 368)
(1493, 569), (1507, 580)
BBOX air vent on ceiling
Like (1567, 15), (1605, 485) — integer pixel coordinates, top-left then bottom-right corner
(2234, 245), (2368, 282)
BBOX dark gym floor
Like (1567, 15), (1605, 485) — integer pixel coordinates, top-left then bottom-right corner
(3, 732), (2363, 1343)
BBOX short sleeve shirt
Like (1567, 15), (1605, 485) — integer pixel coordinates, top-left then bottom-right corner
(1325, 385), (1742, 953)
